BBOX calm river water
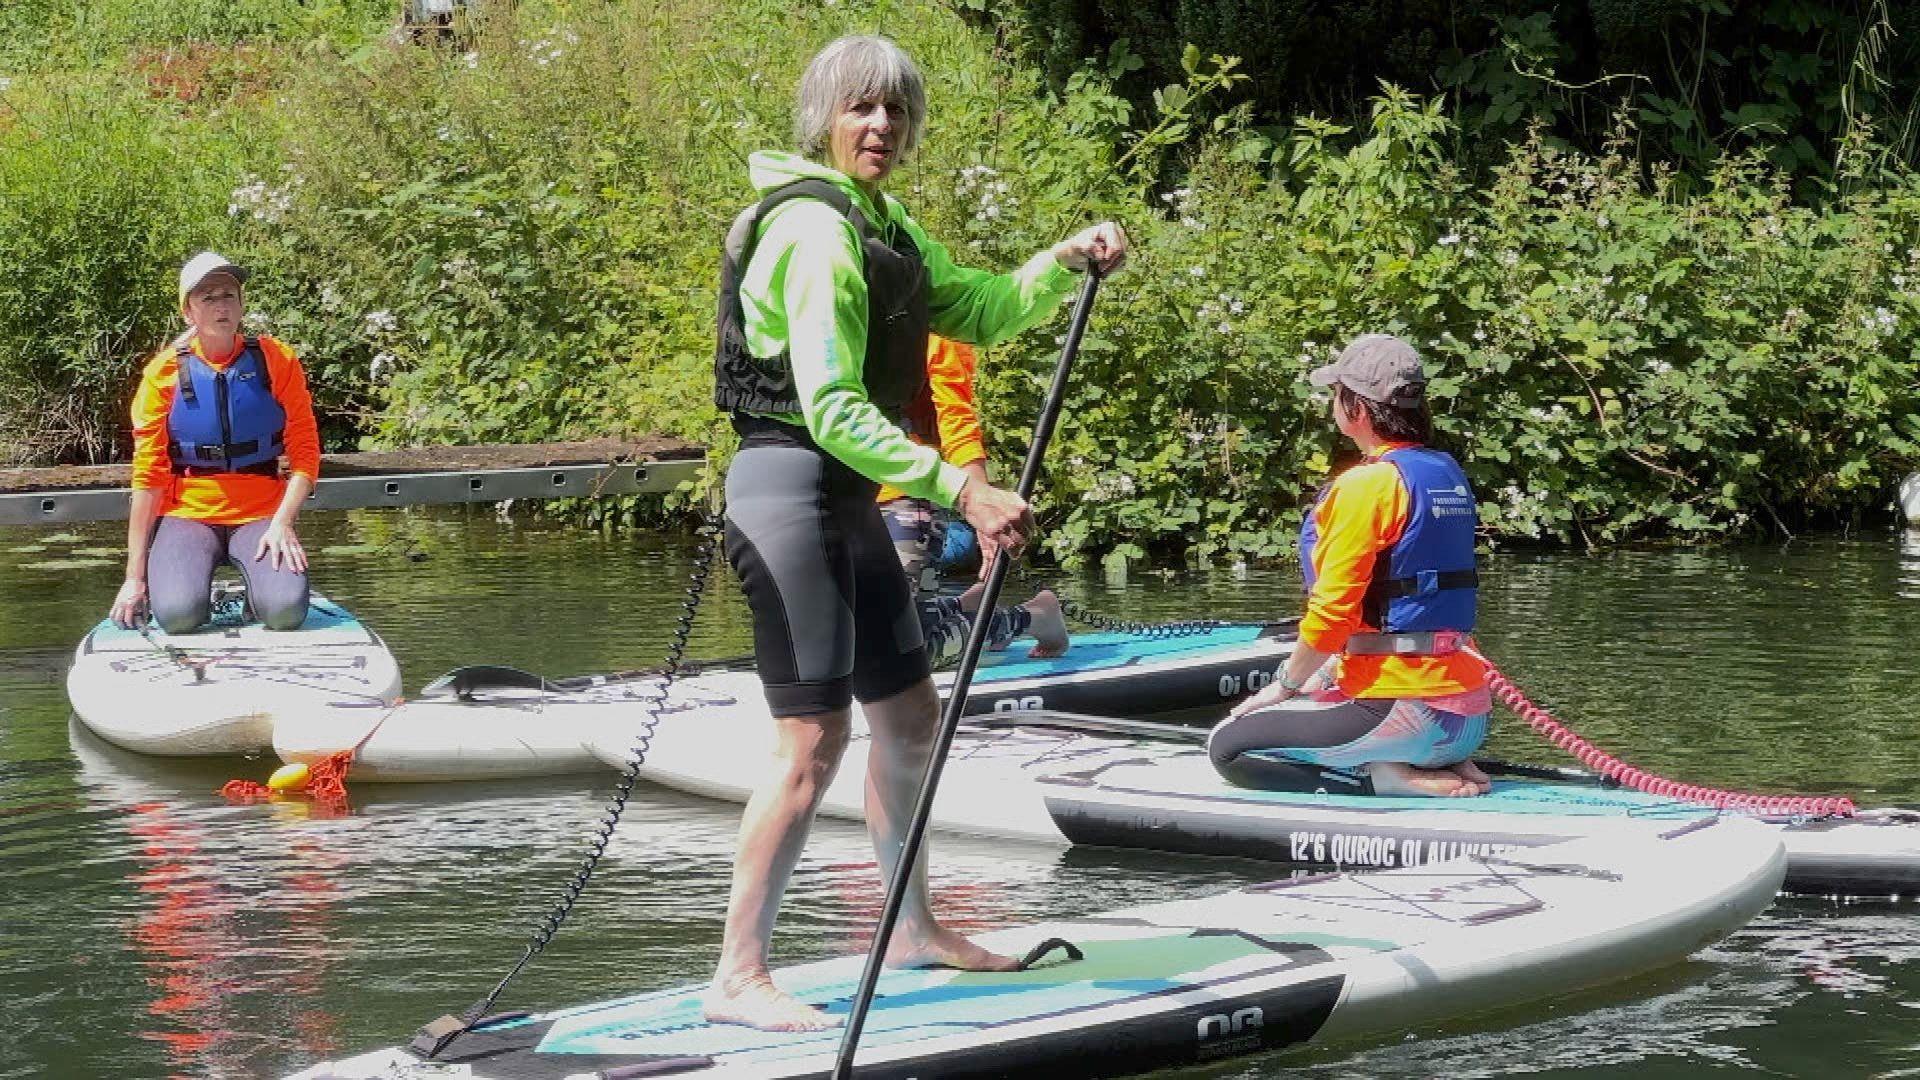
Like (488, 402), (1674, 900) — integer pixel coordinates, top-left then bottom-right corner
(4, 509), (1919, 1078)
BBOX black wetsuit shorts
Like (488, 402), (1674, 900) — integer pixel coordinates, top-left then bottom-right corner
(723, 417), (931, 716)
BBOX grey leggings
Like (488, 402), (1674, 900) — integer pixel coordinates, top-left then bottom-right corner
(148, 515), (309, 634)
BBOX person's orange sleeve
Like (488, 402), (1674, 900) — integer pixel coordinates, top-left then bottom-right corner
(129, 349), (181, 492)
(927, 338), (986, 469)
(263, 337), (321, 482)
(1296, 459), (1409, 655)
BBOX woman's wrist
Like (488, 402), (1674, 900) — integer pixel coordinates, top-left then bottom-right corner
(1278, 669), (1306, 692)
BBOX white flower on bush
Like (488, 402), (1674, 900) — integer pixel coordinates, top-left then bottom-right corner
(1438, 231), (1461, 246)
(243, 311), (272, 330)
(956, 165), (1015, 224)
(1649, 359), (1673, 376)
(1159, 187), (1193, 214)
(462, 51), (479, 69)
(1596, 215), (1611, 229)
(370, 351), (397, 381)
(1187, 265), (1205, 279)
(364, 309), (397, 334)
(228, 176), (293, 224)
(1472, 328), (1487, 342)
(1497, 250), (1519, 267)
(528, 35), (565, 66)
(319, 283), (343, 311)
(0, 77), (13, 93)
(1088, 473), (1137, 501)
(1197, 292), (1245, 328)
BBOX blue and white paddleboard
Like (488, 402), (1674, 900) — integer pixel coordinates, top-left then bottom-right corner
(291, 823), (1783, 1079)
(67, 589), (402, 756)
(936, 623), (1294, 717)
(614, 698), (1920, 899)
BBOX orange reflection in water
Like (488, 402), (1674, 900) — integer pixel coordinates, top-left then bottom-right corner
(122, 798), (345, 1075)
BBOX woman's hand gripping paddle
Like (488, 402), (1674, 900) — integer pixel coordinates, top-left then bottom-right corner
(831, 267), (1105, 1080)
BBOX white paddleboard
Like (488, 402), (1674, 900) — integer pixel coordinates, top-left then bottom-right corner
(291, 821), (1784, 1078)
(68, 590), (402, 756)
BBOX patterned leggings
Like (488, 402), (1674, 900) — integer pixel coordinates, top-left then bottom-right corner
(1207, 666), (1489, 790)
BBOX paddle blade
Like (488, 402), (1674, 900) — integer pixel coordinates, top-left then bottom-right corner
(420, 664), (552, 700)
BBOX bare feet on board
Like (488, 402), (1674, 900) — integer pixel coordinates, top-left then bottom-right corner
(1023, 589), (1070, 659)
(886, 924), (1021, 971)
(1369, 761), (1485, 798)
(1446, 759), (1493, 795)
(704, 970), (841, 1031)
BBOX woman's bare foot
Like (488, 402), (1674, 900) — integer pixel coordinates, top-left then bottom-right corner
(885, 924), (1021, 971)
(704, 970), (841, 1031)
(1022, 589), (1070, 659)
(1368, 761), (1482, 797)
(1447, 759), (1492, 794)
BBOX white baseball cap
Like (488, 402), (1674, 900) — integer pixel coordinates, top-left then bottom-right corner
(178, 252), (249, 307)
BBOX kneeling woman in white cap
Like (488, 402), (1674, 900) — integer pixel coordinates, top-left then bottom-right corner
(1209, 334), (1492, 798)
(109, 253), (323, 634)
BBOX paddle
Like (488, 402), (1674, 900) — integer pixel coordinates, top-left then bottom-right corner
(417, 655), (757, 699)
(975, 708), (1614, 787)
(831, 266), (1104, 1080)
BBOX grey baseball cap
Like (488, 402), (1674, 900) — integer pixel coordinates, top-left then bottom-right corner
(1309, 333), (1426, 407)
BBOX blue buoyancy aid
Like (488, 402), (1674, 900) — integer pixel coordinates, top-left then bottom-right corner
(166, 337), (286, 476)
(1299, 446), (1478, 649)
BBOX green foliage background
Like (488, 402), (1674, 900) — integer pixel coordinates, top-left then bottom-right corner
(1, 0), (1916, 565)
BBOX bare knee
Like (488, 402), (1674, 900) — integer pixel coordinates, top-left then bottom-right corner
(770, 713), (851, 786)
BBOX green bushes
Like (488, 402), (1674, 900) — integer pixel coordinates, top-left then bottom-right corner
(0, 78), (249, 465)
(1001, 88), (1920, 567)
(3, 0), (1917, 559)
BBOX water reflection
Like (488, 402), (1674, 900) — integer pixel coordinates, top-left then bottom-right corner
(1899, 529), (1920, 601)
(7, 512), (1920, 1078)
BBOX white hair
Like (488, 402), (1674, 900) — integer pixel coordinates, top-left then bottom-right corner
(793, 35), (926, 162)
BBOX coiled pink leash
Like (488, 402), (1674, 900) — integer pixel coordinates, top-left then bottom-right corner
(1468, 647), (1855, 818)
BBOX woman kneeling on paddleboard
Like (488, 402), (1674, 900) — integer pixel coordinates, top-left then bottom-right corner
(710, 35), (1126, 1031)
(1209, 334), (1491, 798)
(110, 253), (321, 635)
(879, 336), (1071, 663)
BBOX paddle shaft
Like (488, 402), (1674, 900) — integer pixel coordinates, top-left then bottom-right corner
(976, 709), (1608, 786)
(831, 268), (1103, 1079)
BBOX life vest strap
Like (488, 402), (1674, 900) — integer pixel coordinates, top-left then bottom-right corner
(1374, 568), (1477, 599)
(1345, 629), (1468, 656)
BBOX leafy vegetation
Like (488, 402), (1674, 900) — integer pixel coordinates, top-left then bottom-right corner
(1, 0), (1915, 563)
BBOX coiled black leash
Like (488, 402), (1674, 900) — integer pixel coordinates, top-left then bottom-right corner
(1053, 592), (1285, 639)
(412, 517), (720, 1060)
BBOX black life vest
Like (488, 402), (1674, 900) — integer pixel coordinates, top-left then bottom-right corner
(713, 179), (932, 436)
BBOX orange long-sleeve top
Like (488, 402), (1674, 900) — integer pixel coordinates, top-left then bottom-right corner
(1299, 443), (1487, 701)
(876, 337), (988, 504)
(129, 333), (321, 525)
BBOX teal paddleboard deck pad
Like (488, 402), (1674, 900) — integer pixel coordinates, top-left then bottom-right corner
(67, 589), (403, 757)
(291, 825), (1784, 1080)
(933, 623), (1294, 717)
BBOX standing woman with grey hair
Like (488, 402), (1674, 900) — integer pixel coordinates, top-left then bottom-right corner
(709, 34), (1127, 1030)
